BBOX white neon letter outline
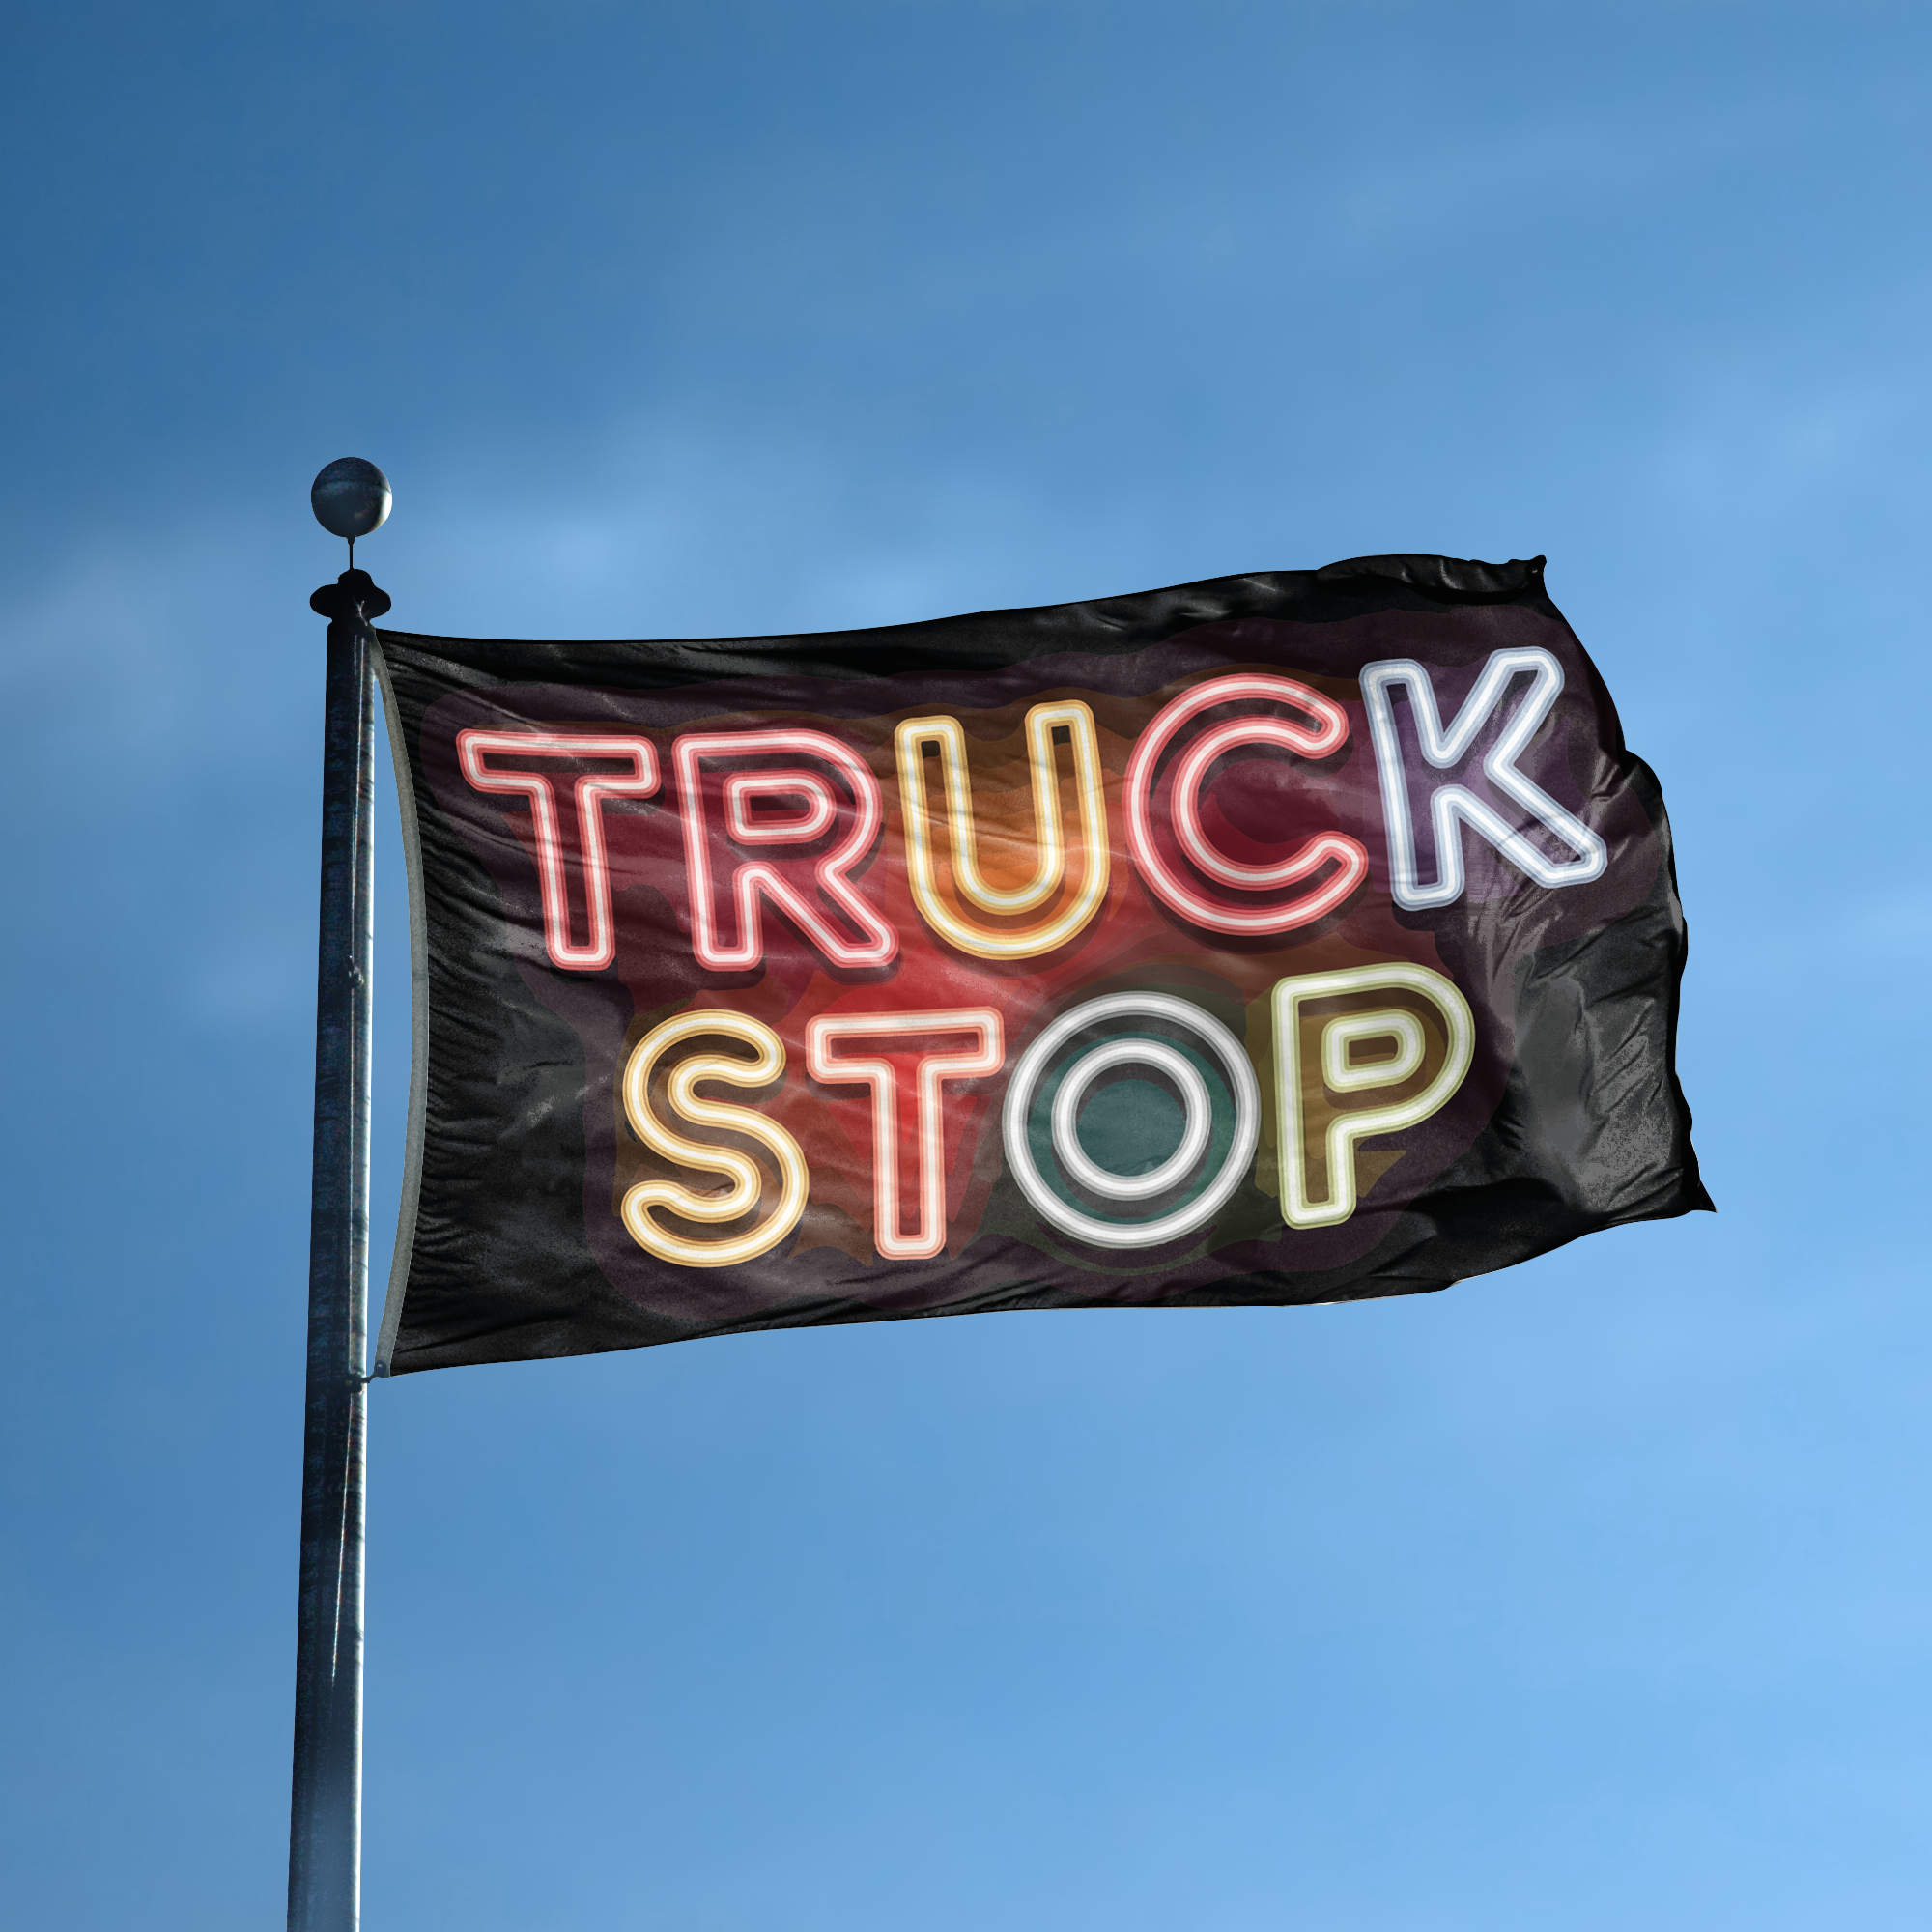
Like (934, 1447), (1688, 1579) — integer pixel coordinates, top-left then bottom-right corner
(1271, 963), (1474, 1230)
(457, 730), (662, 971)
(1001, 991), (1261, 1250)
(1052, 1038), (1211, 1202)
(619, 1009), (810, 1267)
(674, 729), (896, 970)
(806, 1009), (1005, 1260)
(1123, 674), (1368, 934)
(895, 702), (1111, 960)
(1360, 647), (1608, 910)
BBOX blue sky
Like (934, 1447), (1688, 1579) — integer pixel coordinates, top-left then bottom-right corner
(3, 3), (1929, 1927)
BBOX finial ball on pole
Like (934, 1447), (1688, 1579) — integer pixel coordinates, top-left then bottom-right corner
(310, 458), (392, 542)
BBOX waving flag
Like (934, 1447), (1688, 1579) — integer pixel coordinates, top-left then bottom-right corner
(370, 554), (1707, 1375)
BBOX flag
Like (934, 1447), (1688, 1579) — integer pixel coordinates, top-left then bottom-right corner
(370, 554), (1708, 1375)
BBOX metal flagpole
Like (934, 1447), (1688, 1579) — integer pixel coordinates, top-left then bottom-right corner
(291, 462), (392, 1932)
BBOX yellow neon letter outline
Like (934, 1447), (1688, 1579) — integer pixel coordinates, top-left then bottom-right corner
(1272, 963), (1474, 1230)
(895, 701), (1110, 960)
(619, 1009), (810, 1266)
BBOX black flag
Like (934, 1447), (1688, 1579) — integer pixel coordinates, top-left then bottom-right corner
(369, 554), (1708, 1375)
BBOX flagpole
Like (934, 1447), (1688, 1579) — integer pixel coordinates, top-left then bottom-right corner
(289, 562), (385, 1931)
(290, 466), (391, 1931)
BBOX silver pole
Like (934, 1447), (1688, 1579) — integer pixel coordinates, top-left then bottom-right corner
(288, 566), (385, 1932)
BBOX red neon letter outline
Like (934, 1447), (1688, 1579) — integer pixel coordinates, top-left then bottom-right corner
(675, 729), (896, 970)
(723, 769), (838, 845)
(807, 1009), (1005, 1259)
(1124, 673), (1368, 934)
(457, 730), (662, 970)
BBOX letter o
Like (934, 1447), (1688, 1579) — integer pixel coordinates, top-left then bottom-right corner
(1001, 991), (1260, 1249)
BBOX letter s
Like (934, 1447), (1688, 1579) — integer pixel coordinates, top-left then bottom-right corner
(619, 1011), (810, 1266)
